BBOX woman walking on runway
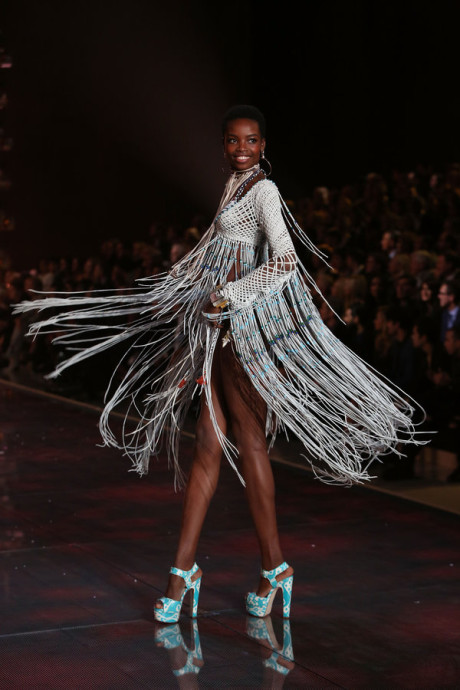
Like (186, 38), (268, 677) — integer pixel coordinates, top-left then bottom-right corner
(16, 105), (425, 623)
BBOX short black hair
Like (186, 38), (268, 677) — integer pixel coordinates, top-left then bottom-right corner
(222, 105), (266, 138)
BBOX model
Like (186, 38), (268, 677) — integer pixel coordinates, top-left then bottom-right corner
(16, 105), (425, 623)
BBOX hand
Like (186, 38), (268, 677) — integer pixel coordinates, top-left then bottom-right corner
(202, 301), (223, 328)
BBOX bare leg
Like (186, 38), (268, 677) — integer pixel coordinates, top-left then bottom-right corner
(220, 346), (293, 595)
(156, 340), (227, 607)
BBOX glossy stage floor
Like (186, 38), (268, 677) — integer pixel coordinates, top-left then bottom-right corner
(0, 381), (459, 689)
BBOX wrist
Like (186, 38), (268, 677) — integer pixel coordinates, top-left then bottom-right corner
(210, 285), (229, 309)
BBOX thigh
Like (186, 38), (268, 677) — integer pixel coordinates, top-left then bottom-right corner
(195, 333), (228, 450)
(219, 339), (267, 449)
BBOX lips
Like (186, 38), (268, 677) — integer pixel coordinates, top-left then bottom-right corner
(233, 155), (252, 164)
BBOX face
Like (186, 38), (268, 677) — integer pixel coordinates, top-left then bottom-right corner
(343, 307), (353, 325)
(381, 232), (393, 251)
(396, 277), (413, 300)
(411, 326), (422, 349)
(436, 255), (446, 276)
(420, 283), (432, 302)
(386, 319), (397, 337)
(438, 284), (453, 309)
(370, 276), (382, 298)
(374, 310), (385, 331)
(223, 118), (265, 171)
(365, 255), (377, 274)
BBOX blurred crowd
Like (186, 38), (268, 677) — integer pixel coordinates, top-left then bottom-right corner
(1, 164), (459, 480)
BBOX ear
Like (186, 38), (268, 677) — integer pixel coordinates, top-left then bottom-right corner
(261, 138), (266, 152)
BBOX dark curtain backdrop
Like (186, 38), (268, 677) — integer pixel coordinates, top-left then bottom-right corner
(0, 0), (459, 267)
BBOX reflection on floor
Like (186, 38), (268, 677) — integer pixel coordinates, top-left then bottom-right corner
(0, 381), (459, 688)
(154, 617), (295, 688)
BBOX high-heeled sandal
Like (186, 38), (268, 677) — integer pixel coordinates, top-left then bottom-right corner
(245, 562), (293, 618)
(154, 563), (202, 623)
(246, 617), (294, 676)
(155, 621), (203, 677)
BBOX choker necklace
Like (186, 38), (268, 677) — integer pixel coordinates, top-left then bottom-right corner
(231, 163), (260, 176)
(233, 167), (264, 202)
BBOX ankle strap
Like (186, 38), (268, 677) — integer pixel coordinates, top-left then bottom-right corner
(170, 562), (199, 587)
(261, 562), (289, 587)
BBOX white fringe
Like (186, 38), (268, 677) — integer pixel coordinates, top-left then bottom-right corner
(13, 181), (427, 487)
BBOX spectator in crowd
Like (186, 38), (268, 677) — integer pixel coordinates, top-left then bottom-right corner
(415, 278), (440, 320)
(438, 280), (460, 342)
(380, 230), (398, 260)
(410, 317), (437, 404)
(386, 306), (414, 390)
(343, 301), (373, 361)
(169, 242), (189, 267)
(442, 326), (460, 482)
(409, 250), (435, 287)
(392, 274), (417, 310)
(435, 251), (459, 283)
(365, 274), (388, 318)
(373, 305), (391, 373)
(37, 259), (56, 291)
(428, 326), (460, 482)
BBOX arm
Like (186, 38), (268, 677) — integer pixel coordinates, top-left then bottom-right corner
(218, 182), (297, 308)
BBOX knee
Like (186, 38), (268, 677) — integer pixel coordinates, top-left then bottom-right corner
(232, 421), (267, 459)
(194, 419), (222, 464)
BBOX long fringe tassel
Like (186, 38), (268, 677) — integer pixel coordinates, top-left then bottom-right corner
(13, 214), (427, 486)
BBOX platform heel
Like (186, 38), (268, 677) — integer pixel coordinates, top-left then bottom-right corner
(246, 562), (293, 618)
(155, 620), (204, 677)
(246, 617), (294, 675)
(154, 563), (202, 623)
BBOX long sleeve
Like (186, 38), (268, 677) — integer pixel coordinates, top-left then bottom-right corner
(220, 181), (296, 308)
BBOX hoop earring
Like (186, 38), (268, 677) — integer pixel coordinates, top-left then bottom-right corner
(260, 150), (272, 176)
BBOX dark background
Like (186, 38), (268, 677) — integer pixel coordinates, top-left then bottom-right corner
(1, 0), (459, 267)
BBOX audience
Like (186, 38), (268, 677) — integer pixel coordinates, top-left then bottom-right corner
(1, 162), (460, 480)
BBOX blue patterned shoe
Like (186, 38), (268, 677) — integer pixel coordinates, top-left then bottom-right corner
(155, 621), (203, 677)
(173, 620), (203, 678)
(246, 617), (294, 676)
(154, 563), (202, 623)
(245, 562), (293, 618)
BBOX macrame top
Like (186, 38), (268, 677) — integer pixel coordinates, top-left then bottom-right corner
(216, 179), (297, 308)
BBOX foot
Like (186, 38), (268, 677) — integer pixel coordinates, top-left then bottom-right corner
(155, 566), (203, 611)
(256, 565), (294, 598)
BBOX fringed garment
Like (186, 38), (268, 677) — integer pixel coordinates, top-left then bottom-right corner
(15, 165), (426, 487)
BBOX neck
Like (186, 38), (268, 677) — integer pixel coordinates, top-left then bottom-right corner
(230, 163), (260, 176)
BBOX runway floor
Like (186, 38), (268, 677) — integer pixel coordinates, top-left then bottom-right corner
(0, 381), (459, 688)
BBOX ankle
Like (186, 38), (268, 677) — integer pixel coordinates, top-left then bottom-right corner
(173, 557), (196, 572)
